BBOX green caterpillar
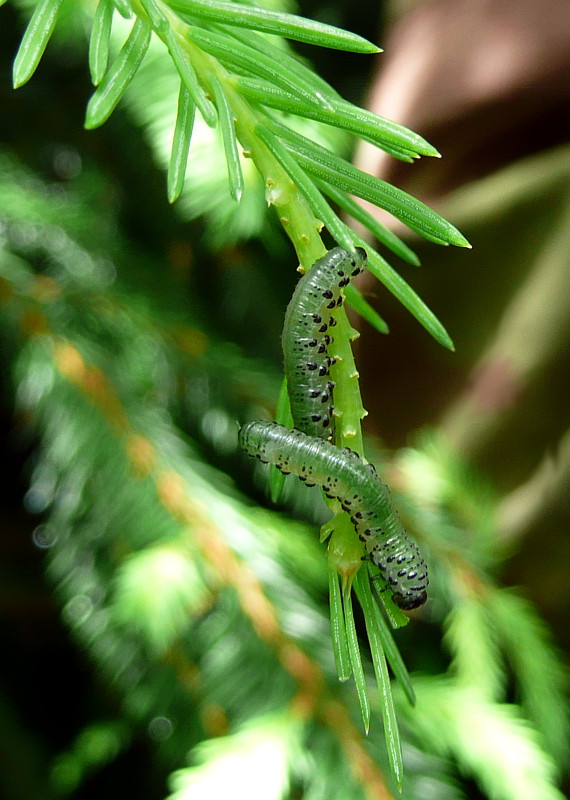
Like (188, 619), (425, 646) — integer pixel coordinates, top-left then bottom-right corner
(282, 246), (367, 440)
(239, 421), (428, 610)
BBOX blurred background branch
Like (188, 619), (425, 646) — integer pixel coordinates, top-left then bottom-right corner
(355, 0), (570, 645)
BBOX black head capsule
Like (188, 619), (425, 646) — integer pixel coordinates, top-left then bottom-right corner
(393, 590), (427, 610)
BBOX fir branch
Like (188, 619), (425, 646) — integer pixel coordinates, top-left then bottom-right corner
(267, 119), (470, 248)
(0, 232), (400, 798)
(2, 111), (567, 800)
(486, 590), (569, 769)
(6, 0), (470, 347)
(443, 596), (505, 700)
(112, 543), (211, 654)
(1, 6), (524, 794)
(404, 678), (566, 800)
(167, 714), (298, 800)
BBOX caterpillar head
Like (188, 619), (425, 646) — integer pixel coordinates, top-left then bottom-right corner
(392, 589), (427, 610)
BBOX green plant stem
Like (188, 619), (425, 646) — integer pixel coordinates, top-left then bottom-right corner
(153, 6), (324, 267)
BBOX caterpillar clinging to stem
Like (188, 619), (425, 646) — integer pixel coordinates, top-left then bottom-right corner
(282, 246), (367, 440)
(239, 421), (428, 610)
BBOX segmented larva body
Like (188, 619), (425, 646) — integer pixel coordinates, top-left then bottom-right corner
(282, 247), (367, 440)
(239, 421), (428, 610)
